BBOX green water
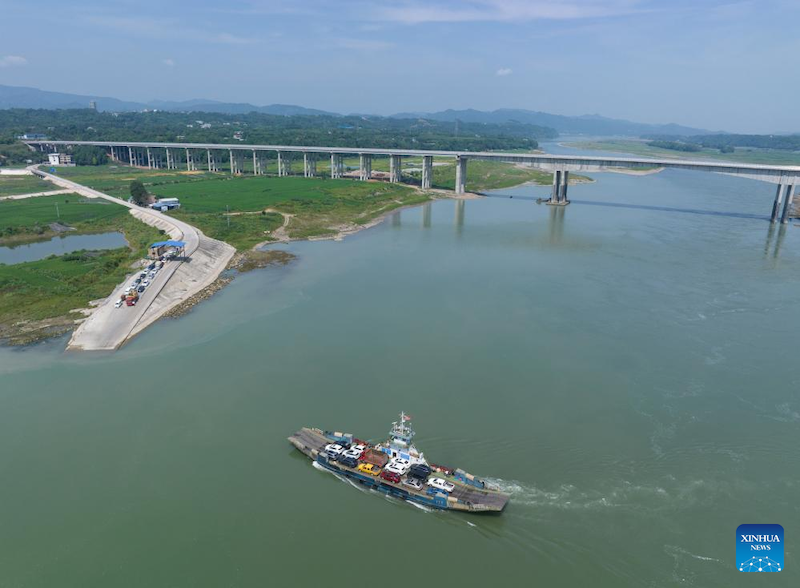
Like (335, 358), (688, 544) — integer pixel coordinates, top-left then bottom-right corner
(1, 162), (798, 586)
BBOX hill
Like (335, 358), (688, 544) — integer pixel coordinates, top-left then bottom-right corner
(391, 108), (710, 137)
(0, 84), (336, 117)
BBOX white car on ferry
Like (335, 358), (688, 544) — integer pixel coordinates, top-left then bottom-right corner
(426, 477), (455, 493)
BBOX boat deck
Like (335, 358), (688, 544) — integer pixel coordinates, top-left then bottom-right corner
(288, 427), (509, 512)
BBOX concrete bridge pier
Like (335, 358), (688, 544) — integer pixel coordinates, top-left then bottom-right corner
(330, 153), (343, 179)
(278, 152), (292, 176)
(390, 155), (402, 183)
(780, 183), (796, 224)
(128, 147), (134, 166)
(547, 169), (570, 205)
(257, 151), (268, 175)
(303, 153), (317, 177)
(146, 148), (154, 169)
(185, 149), (197, 171)
(770, 183), (785, 223)
(206, 150), (220, 172)
(455, 156), (467, 194)
(421, 156), (433, 189)
(359, 154), (372, 180)
(165, 148), (175, 170)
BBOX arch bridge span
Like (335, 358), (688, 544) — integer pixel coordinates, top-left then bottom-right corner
(26, 140), (800, 224)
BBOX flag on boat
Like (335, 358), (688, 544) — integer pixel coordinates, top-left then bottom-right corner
(402, 414), (412, 421)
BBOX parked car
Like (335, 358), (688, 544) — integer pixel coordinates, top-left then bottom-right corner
(114, 299), (123, 308)
(137, 285), (146, 293)
(324, 444), (344, 459)
(380, 470), (401, 483)
(339, 456), (358, 468)
(357, 463), (381, 476)
(388, 458), (411, 474)
(409, 464), (432, 480)
(343, 448), (363, 460)
(402, 477), (423, 490)
(142, 280), (150, 287)
(426, 477), (455, 493)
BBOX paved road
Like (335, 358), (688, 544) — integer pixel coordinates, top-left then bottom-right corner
(31, 166), (233, 350)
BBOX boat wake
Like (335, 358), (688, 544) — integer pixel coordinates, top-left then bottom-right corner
(311, 461), (435, 513)
(484, 477), (680, 511)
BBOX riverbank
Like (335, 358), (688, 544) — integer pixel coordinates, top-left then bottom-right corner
(0, 213), (163, 345)
(0, 159), (588, 348)
(566, 138), (800, 166)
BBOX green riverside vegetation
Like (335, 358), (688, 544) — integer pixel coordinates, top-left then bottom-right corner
(0, 210), (163, 345)
(0, 193), (128, 244)
(567, 139), (800, 166)
(0, 174), (55, 197)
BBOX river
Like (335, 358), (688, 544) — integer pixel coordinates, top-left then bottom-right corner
(0, 143), (797, 587)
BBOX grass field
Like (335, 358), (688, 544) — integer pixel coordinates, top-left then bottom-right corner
(50, 165), (219, 199)
(567, 139), (800, 166)
(0, 174), (55, 197)
(0, 193), (128, 245)
(151, 175), (426, 247)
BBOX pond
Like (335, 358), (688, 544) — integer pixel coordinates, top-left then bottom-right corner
(0, 231), (128, 264)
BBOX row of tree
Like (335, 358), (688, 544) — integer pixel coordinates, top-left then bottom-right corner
(0, 108), (558, 154)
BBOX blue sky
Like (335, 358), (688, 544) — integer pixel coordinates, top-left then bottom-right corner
(0, 0), (797, 133)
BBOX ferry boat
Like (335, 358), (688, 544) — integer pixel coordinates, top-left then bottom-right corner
(288, 412), (510, 512)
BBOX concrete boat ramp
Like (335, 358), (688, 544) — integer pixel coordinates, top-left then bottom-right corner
(32, 167), (235, 351)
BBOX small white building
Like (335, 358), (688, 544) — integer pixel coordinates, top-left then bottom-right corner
(47, 153), (74, 166)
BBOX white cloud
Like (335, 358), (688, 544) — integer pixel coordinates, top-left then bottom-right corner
(0, 55), (28, 68)
(163, 58), (175, 67)
(373, 0), (645, 24)
(335, 38), (395, 51)
(86, 16), (255, 45)
(496, 67), (513, 76)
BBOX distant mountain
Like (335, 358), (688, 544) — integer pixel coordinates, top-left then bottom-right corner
(0, 84), (337, 117)
(390, 108), (710, 137)
(0, 84), (144, 112)
(1, 84), (713, 135)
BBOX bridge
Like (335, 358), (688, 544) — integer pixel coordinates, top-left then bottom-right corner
(25, 140), (800, 224)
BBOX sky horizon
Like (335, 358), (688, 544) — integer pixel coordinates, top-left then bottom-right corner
(1, 0), (798, 134)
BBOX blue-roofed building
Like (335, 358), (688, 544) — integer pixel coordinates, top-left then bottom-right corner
(149, 240), (186, 259)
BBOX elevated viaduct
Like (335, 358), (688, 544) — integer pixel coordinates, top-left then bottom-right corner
(26, 140), (800, 224)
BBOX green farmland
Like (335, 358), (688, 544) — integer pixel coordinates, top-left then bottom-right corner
(0, 174), (55, 197)
(152, 175), (427, 248)
(0, 193), (128, 245)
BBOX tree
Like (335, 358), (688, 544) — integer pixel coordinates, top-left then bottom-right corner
(71, 145), (108, 165)
(129, 180), (149, 205)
